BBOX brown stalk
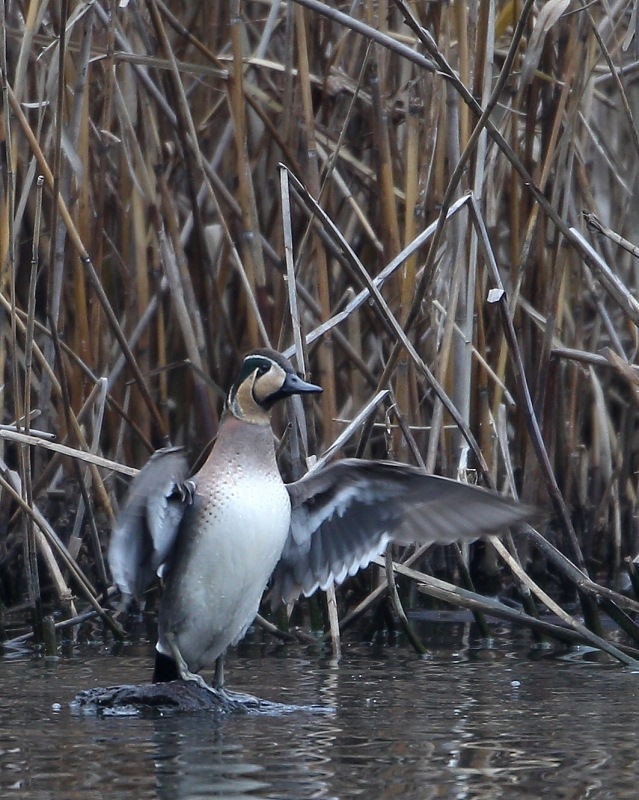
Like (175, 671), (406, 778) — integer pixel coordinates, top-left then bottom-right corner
(228, 0), (267, 347)
(285, 168), (491, 477)
(3, 79), (167, 439)
(469, 197), (586, 573)
(294, 4), (337, 447)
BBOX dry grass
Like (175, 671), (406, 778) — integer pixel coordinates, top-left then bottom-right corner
(2, 0), (639, 659)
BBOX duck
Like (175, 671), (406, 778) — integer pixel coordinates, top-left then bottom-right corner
(109, 348), (534, 700)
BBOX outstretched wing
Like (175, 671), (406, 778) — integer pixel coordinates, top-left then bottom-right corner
(108, 447), (193, 604)
(271, 459), (536, 604)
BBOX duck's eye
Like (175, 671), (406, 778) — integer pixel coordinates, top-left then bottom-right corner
(256, 364), (270, 377)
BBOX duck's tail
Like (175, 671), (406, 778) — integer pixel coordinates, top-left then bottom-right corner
(152, 649), (179, 682)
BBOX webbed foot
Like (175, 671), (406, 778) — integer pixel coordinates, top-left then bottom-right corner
(164, 636), (260, 708)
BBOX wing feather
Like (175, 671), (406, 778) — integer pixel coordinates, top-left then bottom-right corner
(272, 459), (536, 604)
(108, 447), (193, 604)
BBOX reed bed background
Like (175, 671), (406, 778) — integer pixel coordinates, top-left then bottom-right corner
(2, 0), (639, 662)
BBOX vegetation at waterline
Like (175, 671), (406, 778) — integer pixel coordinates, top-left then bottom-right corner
(2, 0), (639, 665)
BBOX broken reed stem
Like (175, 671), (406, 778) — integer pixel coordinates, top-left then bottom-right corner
(378, 556), (639, 668)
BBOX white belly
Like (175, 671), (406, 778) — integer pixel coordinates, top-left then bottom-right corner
(158, 473), (291, 672)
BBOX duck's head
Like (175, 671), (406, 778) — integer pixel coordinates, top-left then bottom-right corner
(227, 349), (322, 423)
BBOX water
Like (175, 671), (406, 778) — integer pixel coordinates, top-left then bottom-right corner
(1, 623), (638, 799)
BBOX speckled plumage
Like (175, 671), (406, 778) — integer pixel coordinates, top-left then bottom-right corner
(156, 418), (291, 672)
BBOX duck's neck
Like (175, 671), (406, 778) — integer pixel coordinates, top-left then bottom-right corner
(213, 412), (277, 463)
(227, 382), (271, 425)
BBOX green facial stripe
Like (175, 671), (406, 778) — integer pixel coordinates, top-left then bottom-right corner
(229, 356), (271, 400)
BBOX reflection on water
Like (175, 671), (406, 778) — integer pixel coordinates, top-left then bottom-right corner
(2, 623), (639, 799)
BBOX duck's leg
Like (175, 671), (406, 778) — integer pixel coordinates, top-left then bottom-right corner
(213, 656), (225, 689)
(164, 635), (258, 706)
(165, 632), (218, 694)
(211, 652), (260, 707)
